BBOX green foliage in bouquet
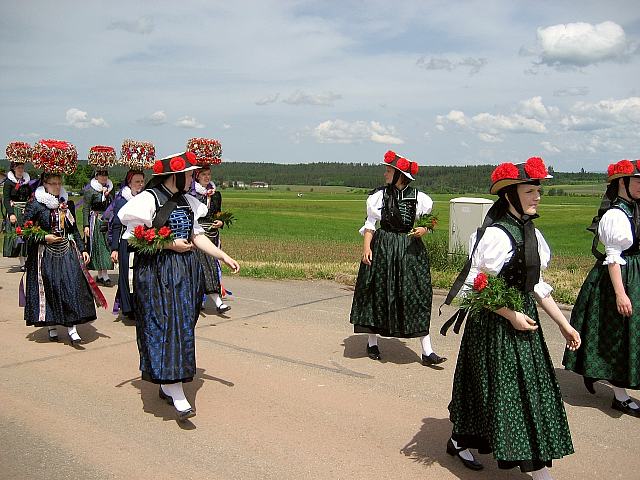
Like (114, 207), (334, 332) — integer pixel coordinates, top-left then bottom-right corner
(214, 211), (235, 228)
(457, 272), (524, 316)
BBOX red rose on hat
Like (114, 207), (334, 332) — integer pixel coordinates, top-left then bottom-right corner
(524, 157), (548, 179)
(615, 160), (634, 175)
(170, 156), (186, 172)
(607, 164), (615, 176)
(153, 161), (164, 174)
(410, 162), (419, 175)
(491, 162), (519, 183)
(185, 151), (197, 165)
(384, 150), (396, 163)
(134, 225), (146, 239)
(396, 157), (410, 171)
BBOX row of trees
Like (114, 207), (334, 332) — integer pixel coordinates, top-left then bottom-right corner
(1, 160), (607, 194)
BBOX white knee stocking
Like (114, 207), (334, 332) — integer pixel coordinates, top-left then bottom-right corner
(420, 335), (434, 356)
(367, 334), (378, 347)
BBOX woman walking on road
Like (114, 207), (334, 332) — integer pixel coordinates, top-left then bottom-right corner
(350, 150), (446, 367)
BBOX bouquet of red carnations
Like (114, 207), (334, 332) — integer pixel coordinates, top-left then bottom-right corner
(128, 225), (175, 254)
(457, 272), (524, 316)
(409, 213), (438, 236)
(15, 220), (46, 243)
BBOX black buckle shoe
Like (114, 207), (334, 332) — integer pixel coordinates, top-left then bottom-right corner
(583, 376), (597, 394)
(612, 397), (640, 417)
(422, 352), (447, 367)
(367, 345), (381, 360)
(446, 438), (483, 470)
(216, 304), (231, 314)
(103, 278), (113, 287)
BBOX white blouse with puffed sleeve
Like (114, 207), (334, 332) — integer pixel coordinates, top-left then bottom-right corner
(598, 208), (634, 266)
(358, 189), (434, 235)
(118, 190), (209, 239)
(461, 225), (553, 299)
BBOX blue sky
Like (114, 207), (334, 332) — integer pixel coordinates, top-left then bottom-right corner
(1, 0), (639, 171)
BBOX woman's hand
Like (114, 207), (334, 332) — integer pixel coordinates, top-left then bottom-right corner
(110, 251), (119, 263)
(408, 226), (428, 238)
(82, 251), (90, 264)
(362, 247), (373, 265)
(9, 214), (17, 224)
(616, 292), (633, 317)
(168, 239), (193, 253)
(508, 311), (539, 331)
(212, 220), (223, 229)
(44, 234), (62, 244)
(223, 255), (240, 273)
(560, 323), (581, 351)
(84, 226), (90, 238)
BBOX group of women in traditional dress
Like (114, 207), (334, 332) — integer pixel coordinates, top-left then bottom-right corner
(4, 139), (639, 475)
(350, 151), (639, 480)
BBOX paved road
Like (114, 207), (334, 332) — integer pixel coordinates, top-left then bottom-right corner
(0, 257), (637, 479)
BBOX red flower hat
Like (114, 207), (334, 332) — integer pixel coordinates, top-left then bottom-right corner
(489, 156), (552, 194)
(151, 151), (201, 176)
(32, 139), (78, 174)
(88, 145), (117, 169)
(6, 141), (32, 164)
(119, 139), (156, 170)
(607, 159), (640, 182)
(186, 137), (223, 166)
(381, 150), (420, 180)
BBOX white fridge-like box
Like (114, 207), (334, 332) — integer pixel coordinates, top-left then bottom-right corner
(449, 197), (494, 255)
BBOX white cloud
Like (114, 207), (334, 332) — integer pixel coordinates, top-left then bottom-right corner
(138, 110), (167, 126)
(561, 96), (640, 131)
(312, 119), (403, 144)
(19, 132), (40, 138)
(175, 116), (204, 129)
(536, 21), (635, 67)
(518, 96), (559, 119)
(108, 16), (154, 34)
(471, 112), (547, 134)
(541, 141), (561, 153)
(65, 108), (109, 129)
(282, 90), (342, 106)
(553, 87), (589, 97)
(416, 56), (487, 74)
(255, 93), (279, 106)
(477, 132), (503, 143)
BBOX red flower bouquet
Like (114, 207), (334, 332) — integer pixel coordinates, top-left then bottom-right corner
(457, 272), (524, 316)
(128, 225), (175, 254)
(410, 213), (438, 235)
(15, 220), (46, 243)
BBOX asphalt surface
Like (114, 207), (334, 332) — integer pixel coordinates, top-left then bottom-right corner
(0, 256), (638, 480)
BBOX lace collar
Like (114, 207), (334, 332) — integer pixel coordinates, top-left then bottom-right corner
(7, 170), (30, 185)
(193, 181), (215, 195)
(35, 185), (68, 209)
(90, 178), (114, 194)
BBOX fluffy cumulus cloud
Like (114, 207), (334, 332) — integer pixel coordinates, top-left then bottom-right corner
(541, 141), (561, 153)
(65, 108), (109, 129)
(175, 116), (204, 129)
(255, 93), (280, 106)
(535, 21), (635, 68)
(518, 96), (559, 119)
(561, 96), (640, 131)
(312, 119), (403, 144)
(107, 16), (154, 34)
(138, 110), (167, 126)
(416, 56), (488, 75)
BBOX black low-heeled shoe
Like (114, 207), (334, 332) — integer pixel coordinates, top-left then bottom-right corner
(366, 345), (381, 360)
(446, 438), (483, 471)
(422, 352), (447, 367)
(216, 304), (231, 314)
(612, 397), (640, 418)
(583, 376), (597, 394)
(177, 407), (196, 421)
(103, 278), (113, 287)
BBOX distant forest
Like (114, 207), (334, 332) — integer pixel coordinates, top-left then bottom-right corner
(1, 160), (606, 194)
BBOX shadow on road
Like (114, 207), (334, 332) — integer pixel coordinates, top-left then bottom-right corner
(401, 417), (529, 479)
(554, 368), (637, 419)
(26, 323), (110, 347)
(342, 335), (422, 365)
(120, 368), (235, 429)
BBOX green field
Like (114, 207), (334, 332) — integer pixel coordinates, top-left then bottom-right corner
(215, 189), (602, 304)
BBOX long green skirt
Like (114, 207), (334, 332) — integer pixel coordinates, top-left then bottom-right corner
(3, 204), (27, 258)
(563, 254), (640, 389)
(87, 213), (113, 271)
(449, 294), (574, 472)
(349, 228), (432, 338)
